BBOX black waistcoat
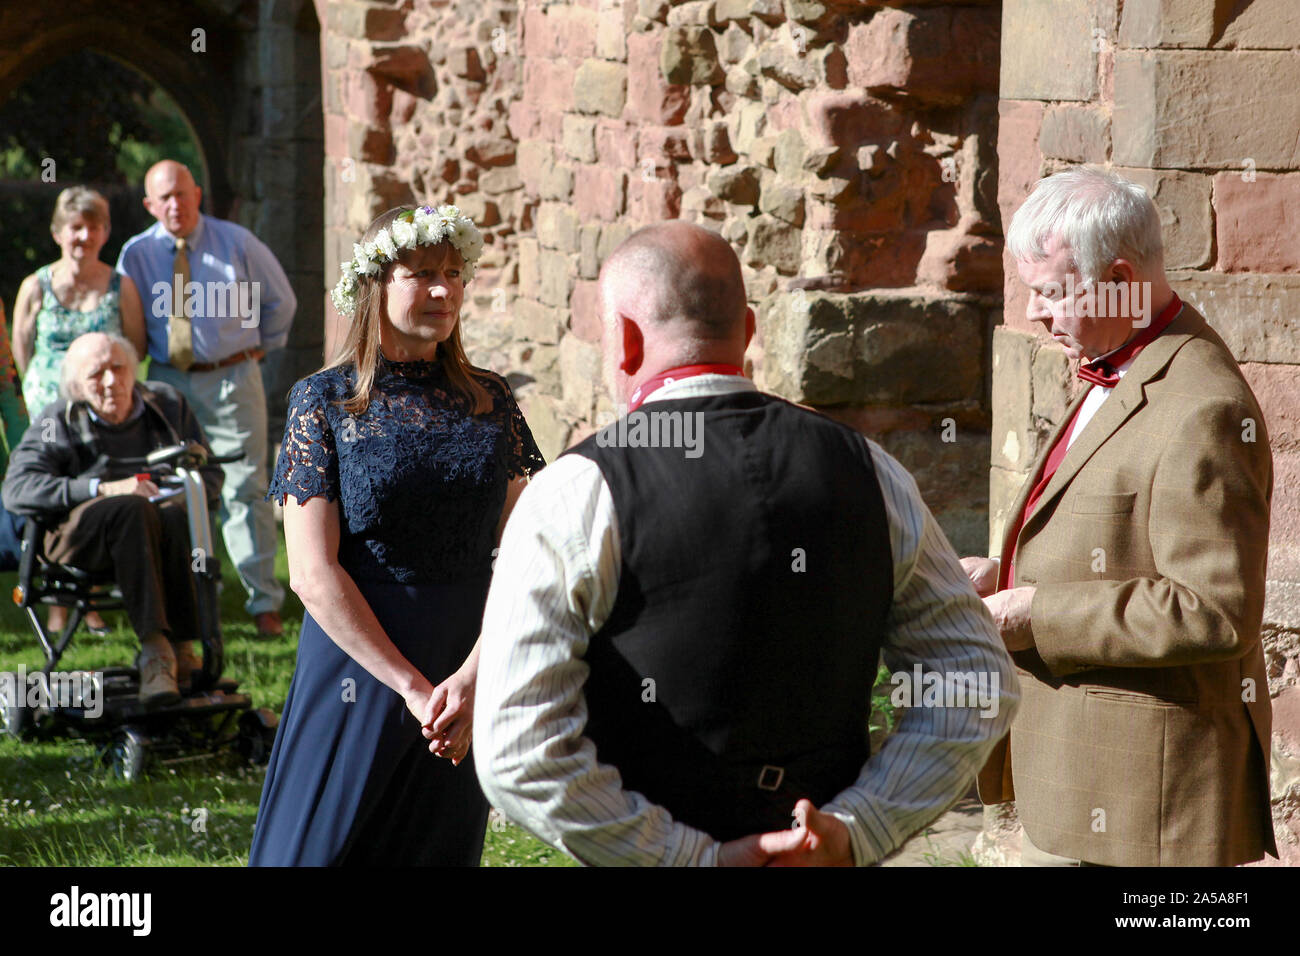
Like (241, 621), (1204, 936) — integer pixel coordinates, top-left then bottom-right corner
(565, 390), (894, 840)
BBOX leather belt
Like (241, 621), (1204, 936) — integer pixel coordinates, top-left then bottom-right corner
(182, 348), (264, 373)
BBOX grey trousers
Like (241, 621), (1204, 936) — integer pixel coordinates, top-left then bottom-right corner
(149, 358), (284, 616)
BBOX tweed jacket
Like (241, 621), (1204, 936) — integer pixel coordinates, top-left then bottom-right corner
(977, 303), (1276, 867)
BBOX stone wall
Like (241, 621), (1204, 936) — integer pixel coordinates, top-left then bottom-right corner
(985, 0), (1300, 867)
(320, 0), (1005, 558)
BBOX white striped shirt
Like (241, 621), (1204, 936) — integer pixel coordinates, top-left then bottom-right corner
(474, 375), (1019, 866)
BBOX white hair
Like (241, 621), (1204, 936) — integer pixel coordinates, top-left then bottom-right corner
(1006, 166), (1164, 283)
(60, 332), (140, 402)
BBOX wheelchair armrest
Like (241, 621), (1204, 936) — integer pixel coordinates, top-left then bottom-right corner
(15, 517), (44, 608)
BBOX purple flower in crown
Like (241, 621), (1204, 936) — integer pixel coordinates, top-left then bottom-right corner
(419, 205), (434, 214)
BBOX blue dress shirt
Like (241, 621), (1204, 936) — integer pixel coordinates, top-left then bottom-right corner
(116, 215), (296, 365)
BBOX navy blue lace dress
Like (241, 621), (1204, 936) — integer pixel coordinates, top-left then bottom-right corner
(249, 354), (544, 866)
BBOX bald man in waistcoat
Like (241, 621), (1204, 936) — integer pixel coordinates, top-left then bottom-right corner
(470, 221), (1020, 866)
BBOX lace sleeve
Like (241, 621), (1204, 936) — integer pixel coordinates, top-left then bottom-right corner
(268, 376), (339, 505)
(488, 374), (546, 479)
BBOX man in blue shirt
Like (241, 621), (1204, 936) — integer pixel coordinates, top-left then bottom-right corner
(117, 160), (295, 636)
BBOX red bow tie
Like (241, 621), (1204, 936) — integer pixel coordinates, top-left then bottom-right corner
(1077, 294), (1183, 389)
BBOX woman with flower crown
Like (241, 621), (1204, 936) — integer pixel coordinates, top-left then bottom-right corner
(249, 205), (545, 865)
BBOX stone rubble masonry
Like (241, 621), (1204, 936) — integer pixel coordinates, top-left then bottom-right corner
(444, 0), (1003, 556)
(991, 0), (1300, 866)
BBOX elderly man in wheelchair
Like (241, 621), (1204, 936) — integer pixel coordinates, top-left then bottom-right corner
(1, 331), (223, 708)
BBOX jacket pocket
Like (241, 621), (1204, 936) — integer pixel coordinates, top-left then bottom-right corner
(1084, 686), (1196, 709)
(1072, 492), (1136, 515)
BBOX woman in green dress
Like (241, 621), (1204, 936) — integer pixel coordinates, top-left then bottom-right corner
(0, 299), (27, 569)
(11, 186), (147, 414)
(10, 186), (146, 630)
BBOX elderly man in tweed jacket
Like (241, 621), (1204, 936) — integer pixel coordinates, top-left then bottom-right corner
(962, 167), (1276, 866)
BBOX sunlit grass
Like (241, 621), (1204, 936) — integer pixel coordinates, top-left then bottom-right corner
(0, 531), (567, 867)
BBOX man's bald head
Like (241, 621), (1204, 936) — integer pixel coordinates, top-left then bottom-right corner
(599, 221), (748, 342)
(143, 160), (202, 238)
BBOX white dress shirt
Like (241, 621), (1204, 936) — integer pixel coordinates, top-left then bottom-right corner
(474, 375), (1019, 866)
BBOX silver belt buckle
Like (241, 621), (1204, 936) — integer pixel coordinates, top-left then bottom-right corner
(757, 765), (784, 791)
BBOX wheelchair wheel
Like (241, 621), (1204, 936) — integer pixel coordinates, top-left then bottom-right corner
(0, 673), (28, 739)
(237, 708), (278, 765)
(102, 727), (149, 780)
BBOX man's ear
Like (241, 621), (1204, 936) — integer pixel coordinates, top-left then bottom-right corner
(1110, 258), (1137, 285)
(193, 186), (203, 211)
(744, 306), (756, 350)
(619, 315), (644, 375)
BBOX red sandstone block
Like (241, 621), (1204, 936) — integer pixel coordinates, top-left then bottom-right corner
(996, 99), (1044, 227)
(803, 91), (903, 149)
(626, 31), (690, 125)
(1001, 247), (1035, 335)
(845, 7), (998, 103)
(1241, 361), (1300, 578)
(541, 59), (578, 112)
(522, 59), (577, 113)
(575, 166), (627, 222)
(538, 108), (565, 143)
(523, 6), (558, 58)
(596, 120), (638, 170)
(554, 6), (599, 60)
(324, 113), (348, 158)
(508, 101), (541, 140)
(569, 279), (603, 342)
(916, 230), (1003, 294)
(639, 126), (692, 162)
(1214, 172), (1300, 274)
(628, 176), (683, 223)
(345, 70), (392, 128)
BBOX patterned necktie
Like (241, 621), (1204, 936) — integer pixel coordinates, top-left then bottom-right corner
(168, 237), (194, 371)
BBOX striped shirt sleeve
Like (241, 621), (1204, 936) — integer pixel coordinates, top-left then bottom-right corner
(473, 454), (719, 866)
(819, 439), (1019, 864)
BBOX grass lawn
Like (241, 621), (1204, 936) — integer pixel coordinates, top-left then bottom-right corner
(0, 530), (575, 867)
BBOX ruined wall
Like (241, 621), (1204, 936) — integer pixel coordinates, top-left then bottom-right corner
(987, 0), (1300, 866)
(321, 0), (1004, 558)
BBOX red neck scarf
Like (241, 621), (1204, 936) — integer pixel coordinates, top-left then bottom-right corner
(627, 363), (745, 412)
(1077, 294), (1182, 388)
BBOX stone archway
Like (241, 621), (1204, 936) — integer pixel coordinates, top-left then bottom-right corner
(0, 0), (326, 428)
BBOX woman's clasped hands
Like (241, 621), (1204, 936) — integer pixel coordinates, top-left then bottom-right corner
(406, 667), (476, 766)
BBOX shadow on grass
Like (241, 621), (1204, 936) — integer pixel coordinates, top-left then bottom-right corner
(0, 529), (570, 866)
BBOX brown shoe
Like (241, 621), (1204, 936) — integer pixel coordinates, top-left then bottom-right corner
(174, 641), (203, 694)
(254, 611), (283, 638)
(138, 645), (180, 708)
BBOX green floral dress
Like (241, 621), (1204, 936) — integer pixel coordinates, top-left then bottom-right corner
(0, 316), (29, 475)
(21, 263), (123, 415)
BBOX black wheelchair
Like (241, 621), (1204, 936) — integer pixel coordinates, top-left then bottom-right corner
(0, 441), (277, 779)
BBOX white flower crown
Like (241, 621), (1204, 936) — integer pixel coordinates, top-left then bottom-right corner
(330, 204), (485, 318)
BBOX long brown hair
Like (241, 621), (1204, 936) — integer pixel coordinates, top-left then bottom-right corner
(326, 206), (493, 416)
